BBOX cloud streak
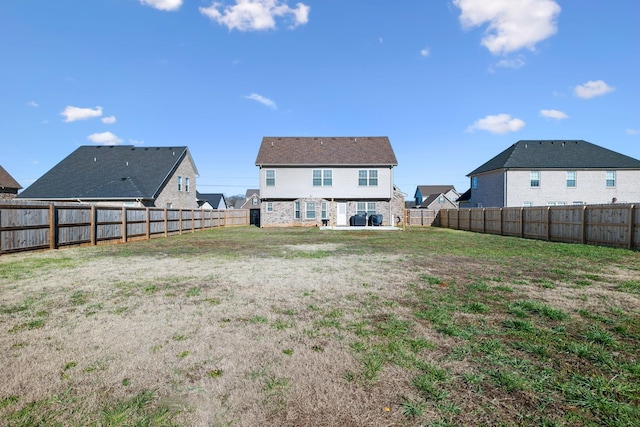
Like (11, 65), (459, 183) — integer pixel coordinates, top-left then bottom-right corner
(200, 0), (310, 31)
(574, 80), (615, 99)
(87, 132), (124, 145)
(245, 93), (277, 109)
(467, 113), (525, 134)
(139, 0), (183, 11)
(540, 109), (568, 120)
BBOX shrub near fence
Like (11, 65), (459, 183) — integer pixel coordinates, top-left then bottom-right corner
(0, 203), (250, 255)
(438, 204), (639, 250)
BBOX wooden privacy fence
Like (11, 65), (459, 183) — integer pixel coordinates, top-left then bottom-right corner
(0, 203), (250, 255)
(438, 204), (639, 250)
(405, 209), (437, 226)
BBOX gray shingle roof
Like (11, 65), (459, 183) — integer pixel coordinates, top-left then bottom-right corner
(255, 137), (398, 166)
(18, 145), (192, 200)
(469, 140), (640, 176)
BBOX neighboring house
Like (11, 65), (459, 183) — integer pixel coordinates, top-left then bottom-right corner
(17, 145), (200, 209)
(414, 185), (459, 211)
(255, 136), (403, 227)
(0, 165), (22, 200)
(464, 140), (640, 208)
(233, 189), (261, 225)
(197, 192), (228, 210)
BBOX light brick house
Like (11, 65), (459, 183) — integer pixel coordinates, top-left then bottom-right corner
(413, 185), (459, 211)
(0, 165), (22, 200)
(255, 136), (404, 227)
(17, 146), (199, 209)
(464, 140), (640, 207)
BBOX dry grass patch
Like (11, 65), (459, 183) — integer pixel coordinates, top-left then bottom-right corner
(1, 226), (639, 426)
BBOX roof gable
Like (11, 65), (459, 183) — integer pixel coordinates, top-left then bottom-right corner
(469, 140), (640, 176)
(18, 146), (194, 200)
(0, 166), (22, 190)
(256, 136), (398, 166)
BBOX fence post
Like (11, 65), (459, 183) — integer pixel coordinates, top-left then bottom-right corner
(191, 210), (195, 233)
(164, 209), (168, 237)
(146, 208), (151, 240)
(520, 207), (525, 238)
(581, 205), (587, 244)
(629, 204), (635, 250)
(546, 207), (551, 241)
(49, 204), (56, 250)
(179, 209), (183, 235)
(122, 207), (127, 243)
(90, 205), (97, 246)
(482, 208), (486, 233)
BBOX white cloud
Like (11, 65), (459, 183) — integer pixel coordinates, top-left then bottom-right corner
(467, 113), (526, 134)
(139, 0), (183, 11)
(129, 139), (145, 145)
(495, 56), (525, 69)
(245, 93), (277, 109)
(102, 116), (117, 124)
(200, 0), (310, 31)
(420, 47), (430, 57)
(453, 0), (561, 55)
(626, 129), (639, 135)
(574, 80), (615, 99)
(540, 109), (568, 120)
(60, 106), (103, 122)
(27, 101), (39, 108)
(87, 132), (124, 145)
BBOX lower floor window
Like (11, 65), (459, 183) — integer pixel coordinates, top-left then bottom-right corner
(306, 202), (316, 219)
(357, 202), (376, 216)
(321, 202), (328, 219)
(266, 202), (273, 212)
(294, 201), (300, 219)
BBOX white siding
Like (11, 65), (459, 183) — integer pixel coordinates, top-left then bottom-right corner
(259, 166), (394, 199)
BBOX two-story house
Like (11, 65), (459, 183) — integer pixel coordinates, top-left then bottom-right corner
(255, 136), (403, 227)
(413, 185), (459, 211)
(17, 145), (200, 209)
(465, 140), (640, 207)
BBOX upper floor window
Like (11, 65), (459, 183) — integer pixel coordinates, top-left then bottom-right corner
(471, 177), (478, 189)
(252, 197), (258, 205)
(266, 169), (276, 186)
(358, 170), (378, 186)
(530, 171), (540, 188)
(177, 176), (182, 191)
(438, 196), (446, 204)
(606, 171), (616, 187)
(313, 170), (332, 186)
(566, 171), (576, 188)
(185, 177), (190, 192)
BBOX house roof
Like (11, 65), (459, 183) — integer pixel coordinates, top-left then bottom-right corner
(0, 165), (22, 190)
(469, 140), (640, 176)
(197, 192), (225, 208)
(18, 145), (196, 200)
(457, 188), (471, 202)
(415, 185), (457, 197)
(255, 137), (398, 166)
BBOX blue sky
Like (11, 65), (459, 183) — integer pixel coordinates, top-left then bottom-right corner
(1, 0), (638, 198)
